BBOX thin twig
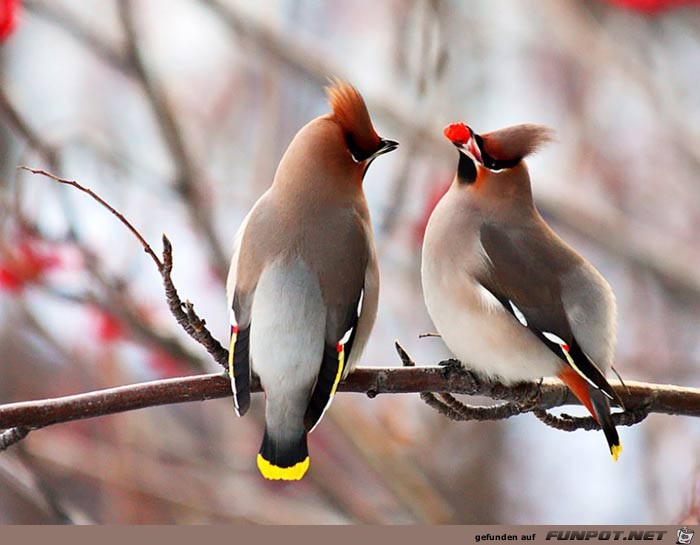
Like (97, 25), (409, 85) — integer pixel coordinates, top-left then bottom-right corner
(394, 340), (415, 368)
(161, 236), (228, 370)
(18, 167), (163, 269)
(436, 393), (525, 421)
(20, 167), (227, 372)
(0, 427), (31, 451)
(611, 364), (630, 395)
(532, 406), (651, 432)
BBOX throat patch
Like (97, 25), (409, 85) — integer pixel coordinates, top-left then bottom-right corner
(457, 152), (477, 184)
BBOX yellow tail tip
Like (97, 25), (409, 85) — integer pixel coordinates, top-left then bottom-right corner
(256, 454), (309, 481)
(611, 444), (622, 462)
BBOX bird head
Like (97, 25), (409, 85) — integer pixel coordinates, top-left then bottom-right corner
(444, 122), (554, 183)
(326, 79), (398, 175)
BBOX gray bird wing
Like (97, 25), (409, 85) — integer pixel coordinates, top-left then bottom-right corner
(226, 197), (272, 418)
(303, 206), (376, 432)
(478, 220), (622, 406)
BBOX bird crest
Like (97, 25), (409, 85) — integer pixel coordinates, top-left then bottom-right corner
(326, 78), (381, 160)
(480, 124), (555, 164)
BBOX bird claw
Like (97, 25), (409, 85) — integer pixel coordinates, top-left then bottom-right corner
(439, 359), (480, 394)
(520, 377), (544, 411)
(439, 358), (463, 378)
(463, 369), (480, 395)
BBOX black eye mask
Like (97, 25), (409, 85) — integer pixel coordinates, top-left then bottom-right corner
(474, 134), (521, 171)
(347, 136), (398, 163)
(347, 134), (373, 162)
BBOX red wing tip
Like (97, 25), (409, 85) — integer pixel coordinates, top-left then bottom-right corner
(443, 123), (472, 145)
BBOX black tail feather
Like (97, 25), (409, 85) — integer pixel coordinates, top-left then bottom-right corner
(590, 389), (622, 461)
(231, 324), (251, 416)
(568, 342), (625, 410)
(257, 427), (309, 480)
(304, 342), (344, 432)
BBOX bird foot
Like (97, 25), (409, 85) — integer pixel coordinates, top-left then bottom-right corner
(519, 377), (544, 412)
(438, 358), (463, 377)
(439, 359), (480, 394)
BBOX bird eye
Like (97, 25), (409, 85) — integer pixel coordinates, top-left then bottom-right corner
(346, 135), (370, 162)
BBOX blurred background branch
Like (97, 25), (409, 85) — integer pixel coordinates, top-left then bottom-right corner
(2, 0), (699, 525)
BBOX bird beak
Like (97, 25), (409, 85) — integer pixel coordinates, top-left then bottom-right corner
(452, 138), (483, 166)
(443, 123), (482, 165)
(361, 138), (399, 179)
(463, 137), (483, 164)
(371, 138), (399, 159)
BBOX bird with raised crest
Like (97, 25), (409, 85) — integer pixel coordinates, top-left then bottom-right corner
(226, 79), (398, 480)
(422, 122), (624, 460)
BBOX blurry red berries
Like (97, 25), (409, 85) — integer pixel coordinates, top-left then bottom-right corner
(146, 349), (183, 378)
(91, 307), (125, 343)
(0, 235), (61, 293)
(604, 0), (699, 13)
(0, 0), (20, 42)
(412, 178), (450, 247)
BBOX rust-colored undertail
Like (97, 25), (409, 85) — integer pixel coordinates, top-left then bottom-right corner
(558, 367), (622, 461)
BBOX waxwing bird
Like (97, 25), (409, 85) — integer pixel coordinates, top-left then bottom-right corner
(226, 80), (398, 480)
(421, 122), (624, 460)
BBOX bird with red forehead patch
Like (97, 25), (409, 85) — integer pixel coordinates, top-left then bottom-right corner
(226, 79), (397, 481)
(423, 121), (625, 461)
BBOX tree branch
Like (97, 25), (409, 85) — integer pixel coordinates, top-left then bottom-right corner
(1, 368), (699, 437)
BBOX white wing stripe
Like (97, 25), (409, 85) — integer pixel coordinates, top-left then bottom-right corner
(542, 331), (566, 346)
(508, 300), (528, 327)
(339, 327), (354, 346)
(541, 330), (610, 395)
